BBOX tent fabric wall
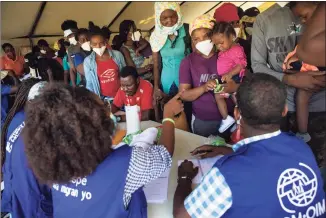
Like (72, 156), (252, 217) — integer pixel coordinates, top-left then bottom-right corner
(1, 1), (281, 50)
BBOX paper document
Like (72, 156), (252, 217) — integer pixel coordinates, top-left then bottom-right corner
(178, 156), (222, 184)
(143, 169), (170, 203)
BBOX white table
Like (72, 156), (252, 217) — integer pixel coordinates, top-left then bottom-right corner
(118, 121), (209, 218)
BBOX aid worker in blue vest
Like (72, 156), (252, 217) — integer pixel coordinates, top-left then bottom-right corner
(1, 79), (52, 218)
(173, 73), (325, 218)
(22, 83), (184, 218)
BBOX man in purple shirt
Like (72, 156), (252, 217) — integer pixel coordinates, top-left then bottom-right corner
(179, 15), (234, 137)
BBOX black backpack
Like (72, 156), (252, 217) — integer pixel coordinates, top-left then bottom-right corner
(183, 23), (193, 55)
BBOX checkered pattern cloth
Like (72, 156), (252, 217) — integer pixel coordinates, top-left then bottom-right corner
(123, 145), (172, 208)
(232, 130), (281, 152)
(184, 130), (281, 217)
(185, 167), (232, 218)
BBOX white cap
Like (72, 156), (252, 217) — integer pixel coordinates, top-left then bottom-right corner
(64, 29), (73, 37)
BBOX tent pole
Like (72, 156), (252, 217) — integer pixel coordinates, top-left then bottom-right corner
(28, 2), (47, 39)
(29, 38), (34, 49)
(108, 2), (132, 28)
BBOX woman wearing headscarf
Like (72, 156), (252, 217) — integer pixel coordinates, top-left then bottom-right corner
(179, 14), (234, 137)
(150, 2), (192, 123)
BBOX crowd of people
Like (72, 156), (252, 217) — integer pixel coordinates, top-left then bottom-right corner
(0, 1), (325, 218)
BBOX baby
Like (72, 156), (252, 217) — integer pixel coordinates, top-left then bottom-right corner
(211, 21), (247, 133)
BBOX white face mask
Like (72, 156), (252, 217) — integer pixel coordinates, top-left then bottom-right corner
(40, 50), (46, 54)
(29, 67), (37, 78)
(93, 46), (106, 56)
(81, 41), (91, 51)
(68, 37), (78, 45)
(55, 51), (58, 56)
(195, 40), (214, 56)
(234, 27), (240, 37)
(162, 25), (178, 35)
(131, 31), (141, 42)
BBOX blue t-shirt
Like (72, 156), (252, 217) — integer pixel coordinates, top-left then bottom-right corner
(1, 84), (11, 127)
(1, 110), (53, 217)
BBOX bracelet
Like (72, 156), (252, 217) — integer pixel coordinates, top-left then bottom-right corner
(177, 176), (192, 184)
(162, 118), (175, 126)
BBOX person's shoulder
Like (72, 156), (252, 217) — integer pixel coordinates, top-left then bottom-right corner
(18, 56), (25, 62)
(232, 44), (246, 53)
(140, 79), (153, 90)
(1, 55), (8, 63)
(13, 110), (25, 122)
(1, 84), (11, 94)
(83, 52), (94, 63)
(111, 49), (124, 57)
(255, 4), (284, 24)
(8, 109), (25, 134)
(181, 52), (195, 63)
(115, 87), (125, 97)
(111, 49), (125, 64)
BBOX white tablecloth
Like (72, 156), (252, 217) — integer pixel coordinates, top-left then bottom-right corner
(118, 121), (208, 218)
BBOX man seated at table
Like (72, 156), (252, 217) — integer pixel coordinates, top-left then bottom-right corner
(112, 66), (153, 122)
(173, 73), (325, 218)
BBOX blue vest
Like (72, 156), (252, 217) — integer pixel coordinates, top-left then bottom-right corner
(215, 133), (325, 218)
(52, 145), (147, 218)
(1, 110), (53, 217)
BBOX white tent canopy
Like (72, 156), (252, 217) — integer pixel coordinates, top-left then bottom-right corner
(1, 1), (287, 55)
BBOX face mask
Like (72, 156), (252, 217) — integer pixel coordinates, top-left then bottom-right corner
(93, 46), (106, 56)
(55, 51), (58, 56)
(68, 37), (78, 45)
(40, 50), (46, 54)
(29, 67), (37, 78)
(162, 25), (178, 35)
(245, 27), (253, 36)
(81, 41), (91, 51)
(234, 27), (240, 37)
(236, 115), (242, 125)
(131, 31), (141, 42)
(195, 40), (214, 56)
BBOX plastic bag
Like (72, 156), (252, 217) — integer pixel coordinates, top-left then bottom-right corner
(122, 126), (163, 145)
(204, 135), (227, 146)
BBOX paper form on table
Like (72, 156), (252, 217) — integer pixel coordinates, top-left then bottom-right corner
(143, 168), (171, 203)
(178, 156), (223, 184)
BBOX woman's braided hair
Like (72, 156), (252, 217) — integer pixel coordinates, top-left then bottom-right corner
(1, 78), (41, 166)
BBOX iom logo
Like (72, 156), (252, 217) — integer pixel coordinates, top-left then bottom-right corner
(277, 163), (318, 214)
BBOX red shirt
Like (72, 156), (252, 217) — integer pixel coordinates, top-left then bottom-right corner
(0, 55), (25, 77)
(113, 79), (153, 111)
(96, 58), (120, 97)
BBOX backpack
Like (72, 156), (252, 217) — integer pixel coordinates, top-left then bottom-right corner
(183, 23), (193, 55)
